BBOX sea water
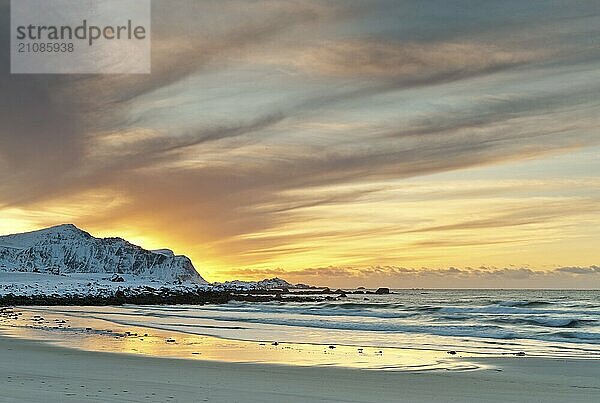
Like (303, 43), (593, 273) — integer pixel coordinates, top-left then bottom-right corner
(18, 289), (600, 359)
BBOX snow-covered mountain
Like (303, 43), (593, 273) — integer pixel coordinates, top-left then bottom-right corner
(0, 224), (206, 284)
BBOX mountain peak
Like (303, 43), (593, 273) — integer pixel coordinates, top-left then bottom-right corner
(0, 224), (90, 248)
(31, 223), (93, 240)
(0, 225), (206, 284)
(46, 223), (87, 234)
(2, 223), (89, 238)
(51, 223), (78, 230)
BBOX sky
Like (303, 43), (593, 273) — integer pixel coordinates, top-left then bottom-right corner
(0, 1), (599, 288)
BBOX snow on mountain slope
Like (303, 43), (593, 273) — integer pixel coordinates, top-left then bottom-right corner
(0, 224), (206, 284)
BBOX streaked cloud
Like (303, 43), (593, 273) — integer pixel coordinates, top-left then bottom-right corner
(0, 1), (599, 285)
(257, 40), (540, 80)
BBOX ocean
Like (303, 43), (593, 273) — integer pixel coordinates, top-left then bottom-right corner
(14, 289), (598, 360)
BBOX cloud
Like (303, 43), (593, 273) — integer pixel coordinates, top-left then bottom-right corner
(556, 266), (600, 275)
(261, 40), (540, 80)
(402, 199), (600, 234)
(1, 1), (599, 282)
(0, 0), (336, 204)
(227, 265), (600, 279)
(222, 265), (600, 288)
(80, 0), (335, 105)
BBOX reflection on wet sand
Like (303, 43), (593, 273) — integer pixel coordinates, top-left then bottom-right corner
(0, 307), (484, 371)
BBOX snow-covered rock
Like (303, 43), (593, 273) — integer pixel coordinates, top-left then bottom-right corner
(214, 277), (295, 291)
(0, 224), (206, 284)
(152, 249), (175, 257)
(0, 271), (212, 298)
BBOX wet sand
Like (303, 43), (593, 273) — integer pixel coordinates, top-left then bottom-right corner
(0, 306), (486, 371)
(1, 335), (599, 403)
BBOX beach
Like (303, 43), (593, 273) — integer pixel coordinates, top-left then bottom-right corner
(1, 290), (599, 402)
(1, 335), (599, 403)
(2, 0), (599, 402)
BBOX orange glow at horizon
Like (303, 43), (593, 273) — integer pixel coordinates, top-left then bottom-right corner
(1, 1), (599, 289)
(1, 169), (599, 287)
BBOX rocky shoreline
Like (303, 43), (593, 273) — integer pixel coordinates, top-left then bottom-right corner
(0, 289), (323, 307)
